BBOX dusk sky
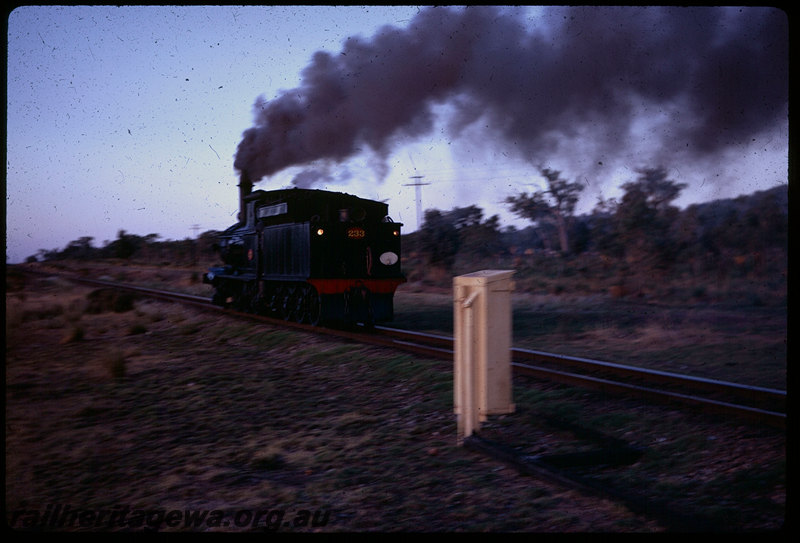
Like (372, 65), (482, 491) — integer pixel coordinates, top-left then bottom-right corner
(6, 6), (788, 263)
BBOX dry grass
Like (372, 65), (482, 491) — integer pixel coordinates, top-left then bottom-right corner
(60, 324), (86, 344)
(5, 267), (785, 532)
(584, 320), (712, 351)
(102, 349), (127, 380)
(391, 287), (786, 390)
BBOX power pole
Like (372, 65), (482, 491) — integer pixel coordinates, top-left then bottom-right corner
(403, 176), (431, 230)
(190, 224), (201, 266)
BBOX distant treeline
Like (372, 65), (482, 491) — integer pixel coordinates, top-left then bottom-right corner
(27, 230), (222, 266)
(409, 181), (787, 272)
(29, 167), (787, 302)
(404, 168), (787, 300)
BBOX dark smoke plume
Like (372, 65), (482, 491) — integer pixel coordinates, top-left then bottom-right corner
(234, 6), (787, 186)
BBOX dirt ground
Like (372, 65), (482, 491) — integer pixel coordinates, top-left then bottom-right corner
(5, 270), (786, 532)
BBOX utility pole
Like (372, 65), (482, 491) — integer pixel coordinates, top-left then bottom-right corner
(190, 224), (201, 266)
(403, 176), (431, 230)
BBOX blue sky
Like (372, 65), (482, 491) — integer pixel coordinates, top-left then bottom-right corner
(6, 6), (788, 263)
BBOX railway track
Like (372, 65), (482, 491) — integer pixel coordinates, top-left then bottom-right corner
(375, 327), (785, 429)
(17, 268), (786, 429)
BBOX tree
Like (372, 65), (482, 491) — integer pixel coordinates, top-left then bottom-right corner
(505, 168), (584, 254)
(61, 236), (96, 260)
(588, 195), (622, 256)
(104, 229), (141, 260)
(419, 209), (460, 270)
(614, 166), (686, 269)
(417, 205), (502, 271)
(622, 166), (686, 212)
(455, 208), (502, 259)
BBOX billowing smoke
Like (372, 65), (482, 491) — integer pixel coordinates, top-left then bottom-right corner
(290, 166), (353, 189)
(234, 6), (787, 187)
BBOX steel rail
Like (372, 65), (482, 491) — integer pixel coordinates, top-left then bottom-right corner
(373, 325), (785, 402)
(511, 347), (785, 409)
(510, 361), (785, 428)
(16, 267), (786, 429)
(372, 326), (786, 429)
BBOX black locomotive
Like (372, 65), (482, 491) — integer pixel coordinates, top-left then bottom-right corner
(204, 179), (405, 326)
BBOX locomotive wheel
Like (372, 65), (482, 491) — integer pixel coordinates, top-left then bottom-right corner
(276, 286), (289, 320)
(213, 279), (236, 309)
(250, 291), (267, 316)
(230, 282), (246, 312)
(280, 286), (298, 322)
(289, 286), (306, 323)
(300, 286), (321, 326)
(211, 288), (227, 307)
(234, 282), (258, 313)
(265, 286), (280, 316)
(244, 282), (259, 314)
(362, 307), (375, 330)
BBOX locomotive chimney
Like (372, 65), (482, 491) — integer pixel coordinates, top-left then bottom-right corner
(238, 172), (253, 224)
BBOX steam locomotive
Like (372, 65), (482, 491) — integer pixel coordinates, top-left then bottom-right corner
(204, 179), (405, 327)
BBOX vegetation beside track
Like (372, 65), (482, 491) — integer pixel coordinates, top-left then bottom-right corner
(5, 273), (785, 532)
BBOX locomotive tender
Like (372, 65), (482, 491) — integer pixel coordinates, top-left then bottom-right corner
(204, 179), (405, 326)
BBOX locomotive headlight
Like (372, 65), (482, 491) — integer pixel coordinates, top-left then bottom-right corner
(392, 230), (400, 236)
(316, 228), (325, 236)
(379, 251), (399, 265)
